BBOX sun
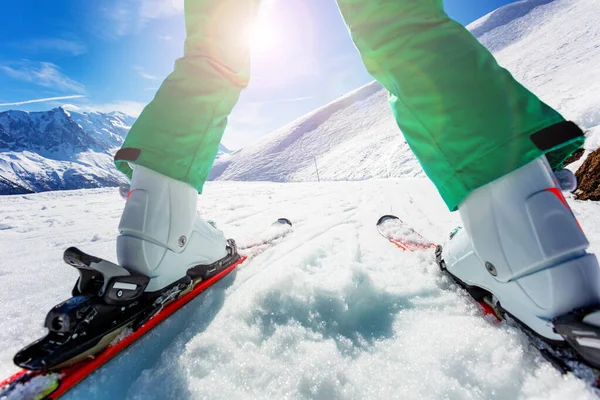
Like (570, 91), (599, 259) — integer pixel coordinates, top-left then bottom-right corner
(251, 20), (280, 53)
(242, 5), (288, 57)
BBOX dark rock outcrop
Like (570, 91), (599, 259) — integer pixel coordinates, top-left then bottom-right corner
(564, 148), (585, 166)
(575, 148), (600, 201)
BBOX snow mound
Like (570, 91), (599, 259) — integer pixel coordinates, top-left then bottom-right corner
(210, 82), (424, 182)
(468, 0), (557, 50)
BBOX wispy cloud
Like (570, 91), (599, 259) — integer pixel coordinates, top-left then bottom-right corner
(18, 39), (87, 56)
(140, 0), (182, 20)
(0, 61), (86, 94)
(103, 0), (183, 37)
(0, 95), (86, 107)
(224, 102), (274, 149)
(133, 66), (160, 80)
(63, 101), (146, 117)
(257, 96), (313, 105)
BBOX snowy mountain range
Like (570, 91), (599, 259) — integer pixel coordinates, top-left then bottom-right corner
(210, 0), (600, 183)
(0, 108), (231, 194)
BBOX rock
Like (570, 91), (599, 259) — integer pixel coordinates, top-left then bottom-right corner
(575, 148), (600, 201)
(564, 148), (585, 166)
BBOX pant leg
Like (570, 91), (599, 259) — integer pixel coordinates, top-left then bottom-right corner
(335, 0), (584, 210)
(115, 0), (261, 193)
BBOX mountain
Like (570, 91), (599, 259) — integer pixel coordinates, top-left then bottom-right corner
(0, 107), (133, 194)
(210, 0), (600, 183)
(0, 108), (231, 194)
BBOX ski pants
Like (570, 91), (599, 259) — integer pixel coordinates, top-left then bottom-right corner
(115, 0), (584, 211)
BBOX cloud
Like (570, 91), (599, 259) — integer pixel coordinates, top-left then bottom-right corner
(0, 95), (86, 107)
(140, 0), (182, 20)
(170, 0), (184, 12)
(18, 39), (86, 56)
(0, 61), (86, 94)
(223, 102), (274, 149)
(104, 0), (183, 37)
(257, 96), (313, 105)
(133, 66), (160, 80)
(63, 101), (146, 117)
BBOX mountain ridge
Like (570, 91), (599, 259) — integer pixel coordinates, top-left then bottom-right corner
(0, 107), (231, 194)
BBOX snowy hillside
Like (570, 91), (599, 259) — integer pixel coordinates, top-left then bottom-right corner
(0, 108), (232, 195)
(210, 82), (423, 182)
(1, 181), (599, 399)
(211, 0), (600, 183)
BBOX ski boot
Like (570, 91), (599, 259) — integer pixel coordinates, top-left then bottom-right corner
(118, 165), (237, 293)
(437, 156), (600, 369)
(13, 166), (240, 371)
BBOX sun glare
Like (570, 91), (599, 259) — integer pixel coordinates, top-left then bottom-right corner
(249, 19), (285, 55)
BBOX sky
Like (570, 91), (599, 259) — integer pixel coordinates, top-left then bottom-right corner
(0, 0), (516, 149)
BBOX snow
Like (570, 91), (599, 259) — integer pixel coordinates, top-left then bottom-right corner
(210, 82), (423, 183)
(377, 217), (435, 249)
(1, 181), (599, 399)
(211, 0), (600, 183)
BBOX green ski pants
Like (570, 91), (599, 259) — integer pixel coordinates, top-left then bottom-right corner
(115, 0), (584, 211)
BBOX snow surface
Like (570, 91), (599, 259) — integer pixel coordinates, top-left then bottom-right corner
(1, 181), (600, 399)
(211, 0), (600, 183)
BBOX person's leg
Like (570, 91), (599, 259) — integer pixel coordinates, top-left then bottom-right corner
(115, 0), (261, 193)
(115, 0), (260, 291)
(335, 0), (584, 211)
(335, 0), (600, 352)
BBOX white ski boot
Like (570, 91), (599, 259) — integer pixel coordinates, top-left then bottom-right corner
(117, 166), (231, 293)
(440, 156), (600, 347)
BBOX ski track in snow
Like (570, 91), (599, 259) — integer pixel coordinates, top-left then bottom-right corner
(1, 181), (600, 399)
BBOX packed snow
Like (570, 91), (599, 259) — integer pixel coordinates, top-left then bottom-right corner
(1, 180), (599, 399)
(211, 0), (600, 183)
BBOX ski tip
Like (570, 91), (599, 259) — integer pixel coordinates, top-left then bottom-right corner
(273, 218), (292, 227)
(376, 215), (399, 226)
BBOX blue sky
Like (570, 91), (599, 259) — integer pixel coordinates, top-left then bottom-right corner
(0, 0), (515, 149)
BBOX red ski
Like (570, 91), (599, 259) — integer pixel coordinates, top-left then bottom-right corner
(376, 215), (436, 252)
(0, 218), (292, 399)
(376, 214), (600, 387)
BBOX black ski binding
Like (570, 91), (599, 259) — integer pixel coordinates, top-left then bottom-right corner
(554, 309), (600, 370)
(14, 248), (153, 371)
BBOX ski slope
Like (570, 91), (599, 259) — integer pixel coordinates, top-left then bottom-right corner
(1, 181), (599, 399)
(211, 0), (600, 183)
